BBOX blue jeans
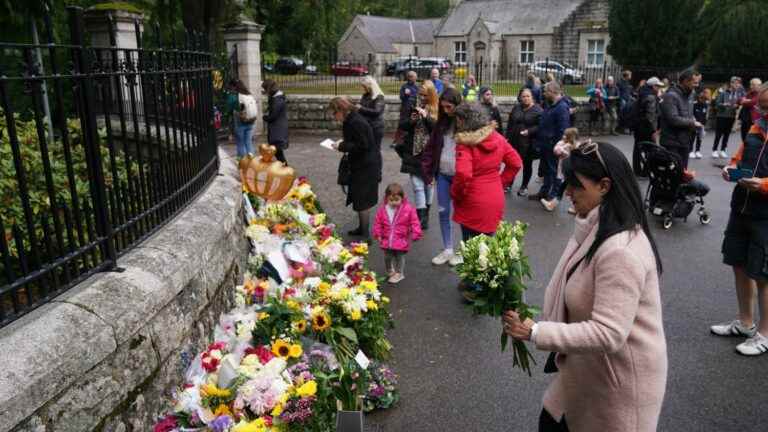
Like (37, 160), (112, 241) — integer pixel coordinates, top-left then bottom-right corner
(235, 121), (255, 157)
(539, 144), (561, 200)
(410, 175), (433, 209)
(436, 174), (454, 250)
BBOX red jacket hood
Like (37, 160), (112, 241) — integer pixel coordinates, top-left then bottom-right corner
(455, 124), (502, 152)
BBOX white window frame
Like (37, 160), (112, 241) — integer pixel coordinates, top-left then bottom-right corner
(454, 41), (467, 64)
(519, 40), (535, 64)
(587, 39), (605, 67)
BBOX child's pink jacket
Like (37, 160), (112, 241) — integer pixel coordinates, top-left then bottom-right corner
(372, 199), (422, 252)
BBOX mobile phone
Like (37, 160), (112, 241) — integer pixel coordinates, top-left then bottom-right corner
(727, 168), (754, 182)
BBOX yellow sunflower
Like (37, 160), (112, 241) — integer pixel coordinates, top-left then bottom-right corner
(289, 344), (303, 358)
(271, 339), (291, 359)
(293, 320), (307, 334)
(311, 309), (332, 332)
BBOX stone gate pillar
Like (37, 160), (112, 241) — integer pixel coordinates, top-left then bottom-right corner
(223, 20), (265, 137)
(84, 6), (144, 118)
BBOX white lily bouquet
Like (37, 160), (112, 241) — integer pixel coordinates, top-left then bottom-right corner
(457, 221), (539, 375)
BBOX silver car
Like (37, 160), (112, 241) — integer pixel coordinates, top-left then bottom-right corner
(529, 60), (584, 84)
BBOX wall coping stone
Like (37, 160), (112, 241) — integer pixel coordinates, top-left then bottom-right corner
(0, 148), (243, 432)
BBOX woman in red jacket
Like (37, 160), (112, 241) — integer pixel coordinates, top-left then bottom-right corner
(451, 103), (523, 240)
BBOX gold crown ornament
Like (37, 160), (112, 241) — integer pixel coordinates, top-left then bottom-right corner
(243, 144), (296, 201)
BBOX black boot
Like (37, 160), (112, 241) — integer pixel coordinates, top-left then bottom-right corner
(417, 208), (428, 230)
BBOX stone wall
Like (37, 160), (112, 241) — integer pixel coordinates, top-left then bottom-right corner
(0, 149), (247, 432)
(285, 95), (615, 135)
(551, 0), (611, 64)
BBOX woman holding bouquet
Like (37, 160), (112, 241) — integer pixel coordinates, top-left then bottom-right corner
(502, 142), (667, 432)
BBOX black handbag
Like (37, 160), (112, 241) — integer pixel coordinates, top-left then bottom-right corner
(337, 154), (351, 186)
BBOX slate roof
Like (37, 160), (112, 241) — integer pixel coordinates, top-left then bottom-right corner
(435, 0), (583, 36)
(344, 15), (441, 53)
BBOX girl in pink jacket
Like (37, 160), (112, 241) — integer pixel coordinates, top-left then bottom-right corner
(372, 183), (423, 284)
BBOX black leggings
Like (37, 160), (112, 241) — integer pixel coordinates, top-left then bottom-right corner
(539, 409), (569, 432)
(521, 153), (535, 189)
(712, 117), (736, 151)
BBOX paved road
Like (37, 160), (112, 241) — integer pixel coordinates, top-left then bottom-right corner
(226, 132), (766, 432)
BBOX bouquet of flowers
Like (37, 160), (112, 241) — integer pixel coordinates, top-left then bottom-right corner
(457, 221), (539, 375)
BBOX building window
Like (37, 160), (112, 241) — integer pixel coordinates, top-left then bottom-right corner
(454, 41), (467, 64)
(587, 39), (605, 66)
(414, 46), (419, 57)
(519, 40), (535, 64)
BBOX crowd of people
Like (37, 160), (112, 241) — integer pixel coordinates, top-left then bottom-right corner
(225, 66), (768, 431)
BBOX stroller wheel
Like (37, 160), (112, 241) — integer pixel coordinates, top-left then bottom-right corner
(699, 213), (711, 225)
(662, 217), (673, 230)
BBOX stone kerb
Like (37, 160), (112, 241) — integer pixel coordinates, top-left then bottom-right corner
(0, 148), (247, 431)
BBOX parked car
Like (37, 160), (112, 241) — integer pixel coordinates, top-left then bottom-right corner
(304, 65), (318, 75)
(394, 57), (451, 80)
(386, 57), (416, 76)
(274, 57), (304, 75)
(331, 62), (369, 76)
(528, 60), (584, 84)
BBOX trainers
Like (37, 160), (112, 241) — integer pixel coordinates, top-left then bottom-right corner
(711, 151), (719, 158)
(695, 151), (702, 159)
(448, 254), (463, 266)
(719, 150), (729, 159)
(736, 332), (768, 356)
(541, 198), (559, 212)
(567, 206), (577, 215)
(710, 319), (757, 337)
(432, 249), (454, 265)
(689, 151), (696, 160)
(517, 187), (528, 197)
(388, 273), (405, 284)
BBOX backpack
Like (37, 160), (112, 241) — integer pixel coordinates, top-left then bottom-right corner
(238, 94), (258, 123)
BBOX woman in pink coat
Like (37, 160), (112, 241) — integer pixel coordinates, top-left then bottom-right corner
(372, 183), (423, 284)
(503, 142), (667, 432)
(451, 102), (522, 239)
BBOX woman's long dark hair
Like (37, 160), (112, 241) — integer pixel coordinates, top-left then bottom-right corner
(562, 142), (663, 273)
(436, 86), (462, 129)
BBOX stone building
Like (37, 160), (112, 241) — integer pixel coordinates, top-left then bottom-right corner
(433, 0), (612, 81)
(336, 15), (441, 75)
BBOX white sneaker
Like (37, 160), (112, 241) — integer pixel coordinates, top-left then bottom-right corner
(448, 254), (463, 266)
(695, 151), (702, 159)
(736, 332), (768, 356)
(432, 249), (454, 265)
(541, 198), (559, 212)
(710, 319), (757, 337)
(388, 273), (405, 284)
(689, 151), (696, 160)
(719, 150), (728, 159)
(712, 151), (720, 158)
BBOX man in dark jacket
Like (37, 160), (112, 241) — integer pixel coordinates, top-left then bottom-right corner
(531, 81), (571, 206)
(632, 77), (664, 175)
(660, 69), (704, 169)
(262, 79), (289, 163)
(394, 71), (419, 148)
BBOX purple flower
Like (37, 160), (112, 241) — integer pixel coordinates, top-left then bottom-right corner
(210, 416), (232, 432)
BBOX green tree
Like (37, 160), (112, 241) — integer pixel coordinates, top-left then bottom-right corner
(607, 0), (705, 67)
(697, 0), (768, 67)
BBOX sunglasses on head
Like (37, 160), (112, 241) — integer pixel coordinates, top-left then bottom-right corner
(575, 140), (608, 172)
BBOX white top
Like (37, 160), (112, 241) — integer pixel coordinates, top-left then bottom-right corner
(386, 204), (397, 223)
(439, 127), (457, 176)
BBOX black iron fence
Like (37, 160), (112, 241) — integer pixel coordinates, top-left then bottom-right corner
(263, 56), (768, 98)
(0, 5), (218, 327)
(263, 57), (626, 97)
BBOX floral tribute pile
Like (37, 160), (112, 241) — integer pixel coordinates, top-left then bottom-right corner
(154, 178), (399, 432)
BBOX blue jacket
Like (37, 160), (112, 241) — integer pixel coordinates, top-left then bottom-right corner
(431, 78), (444, 95)
(400, 81), (419, 105)
(537, 97), (571, 149)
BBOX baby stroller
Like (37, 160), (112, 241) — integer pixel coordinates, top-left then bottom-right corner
(644, 146), (711, 230)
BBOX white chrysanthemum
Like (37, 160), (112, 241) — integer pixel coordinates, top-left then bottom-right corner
(509, 237), (520, 259)
(345, 293), (368, 313)
(478, 241), (490, 270)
